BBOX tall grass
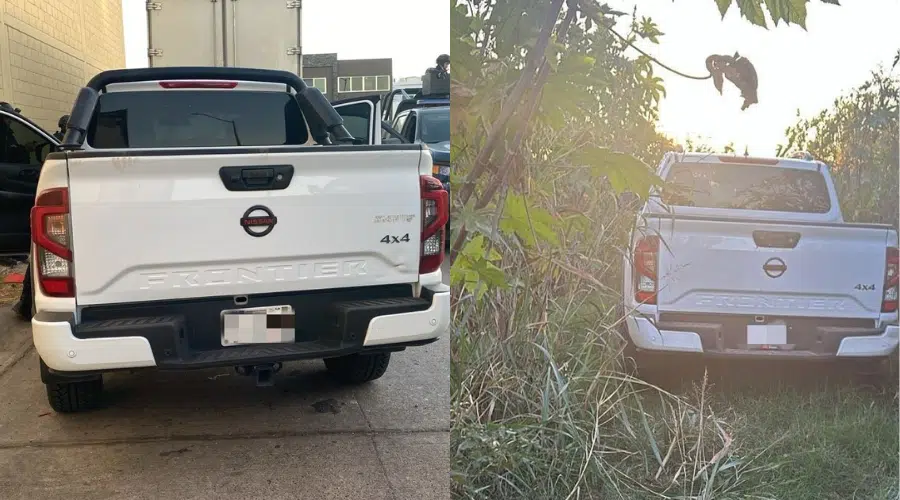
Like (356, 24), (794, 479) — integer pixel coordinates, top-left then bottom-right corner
(450, 236), (898, 499)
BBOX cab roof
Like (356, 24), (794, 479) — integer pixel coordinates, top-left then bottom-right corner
(667, 151), (825, 171)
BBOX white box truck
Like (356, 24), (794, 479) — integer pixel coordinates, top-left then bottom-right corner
(146, 0), (303, 74)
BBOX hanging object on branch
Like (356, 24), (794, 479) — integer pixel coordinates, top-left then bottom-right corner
(705, 52), (758, 111)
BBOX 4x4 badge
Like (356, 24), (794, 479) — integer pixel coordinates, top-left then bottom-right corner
(240, 205), (277, 237)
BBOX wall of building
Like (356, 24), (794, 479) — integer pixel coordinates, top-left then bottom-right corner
(302, 53), (392, 102)
(335, 58), (392, 99)
(302, 53), (337, 100)
(0, 0), (125, 131)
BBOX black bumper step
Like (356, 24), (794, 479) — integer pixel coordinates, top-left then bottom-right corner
(331, 296), (429, 343)
(73, 292), (434, 369)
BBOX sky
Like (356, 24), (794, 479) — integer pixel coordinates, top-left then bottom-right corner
(121, 0), (895, 156)
(122, 0), (449, 80)
(608, 0), (900, 155)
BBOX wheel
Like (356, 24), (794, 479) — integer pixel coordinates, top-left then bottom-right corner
(45, 377), (103, 413)
(842, 357), (898, 389)
(324, 352), (391, 384)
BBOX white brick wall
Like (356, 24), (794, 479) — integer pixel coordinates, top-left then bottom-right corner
(0, 0), (124, 131)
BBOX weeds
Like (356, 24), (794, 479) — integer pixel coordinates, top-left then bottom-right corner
(451, 284), (898, 499)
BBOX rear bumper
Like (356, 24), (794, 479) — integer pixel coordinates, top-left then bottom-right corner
(625, 314), (899, 359)
(34, 284), (450, 373)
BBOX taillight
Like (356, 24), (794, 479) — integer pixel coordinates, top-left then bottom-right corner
(633, 235), (659, 304)
(31, 188), (74, 298)
(158, 80), (238, 89)
(420, 175), (449, 274)
(882, 247), (898, 313)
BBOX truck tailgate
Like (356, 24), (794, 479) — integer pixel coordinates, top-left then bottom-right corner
(652, 216), (892, 319)
(66, 148), (425, 305)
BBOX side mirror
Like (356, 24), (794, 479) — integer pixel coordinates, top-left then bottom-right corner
(617, 191), (640, 209)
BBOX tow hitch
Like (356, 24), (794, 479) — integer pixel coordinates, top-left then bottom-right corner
(235, 362), (283, 387)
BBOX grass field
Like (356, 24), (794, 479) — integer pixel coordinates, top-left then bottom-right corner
(720, 386), (897, 500)
(450, 319), (899, 500)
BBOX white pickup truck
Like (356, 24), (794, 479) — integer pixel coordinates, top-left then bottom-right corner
(622, 152), (898, 375)
(30, 67), (450, 412)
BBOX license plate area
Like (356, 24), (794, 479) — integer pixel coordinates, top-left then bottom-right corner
(746, 324), (787, 349)
(221, 305), (296, 346)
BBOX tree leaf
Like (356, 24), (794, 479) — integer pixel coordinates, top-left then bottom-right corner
(500, 194), (559, 247)
(784, 0), (808, 29)
(736, 0), (768, 27)
(715, 0), (733, 18)
(574, 147), (659, 195)
(761, 0), (811, 29)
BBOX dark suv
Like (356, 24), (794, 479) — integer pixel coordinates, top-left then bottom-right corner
(387, 106), (450, 190)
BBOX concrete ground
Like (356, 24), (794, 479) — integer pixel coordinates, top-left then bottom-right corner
(0, 262), (451, 500)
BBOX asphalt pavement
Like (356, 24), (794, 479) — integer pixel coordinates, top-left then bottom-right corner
(0, 263), (451, 499)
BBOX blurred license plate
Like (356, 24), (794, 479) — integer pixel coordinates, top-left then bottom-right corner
(221, 305), (295, 346)
(433, 165), (450, 176)
(746, 324), (786, 346)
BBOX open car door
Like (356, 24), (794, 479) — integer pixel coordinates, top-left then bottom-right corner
(0, 110), (58, 257)
(331, 94), (383, 145)
(382, 88), (420, 123)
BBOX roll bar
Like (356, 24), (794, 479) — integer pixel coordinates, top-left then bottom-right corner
(61, 66), (353, 149)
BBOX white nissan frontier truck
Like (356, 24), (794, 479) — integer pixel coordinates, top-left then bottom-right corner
(30, 67), (450, 412)
(622, 152), (898, 377)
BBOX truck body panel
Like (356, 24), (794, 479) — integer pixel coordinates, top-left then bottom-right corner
(147, 0), (302, 74)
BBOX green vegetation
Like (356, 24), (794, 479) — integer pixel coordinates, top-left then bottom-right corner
(449, 0), (899, 498)
(779, 68), (899, 227)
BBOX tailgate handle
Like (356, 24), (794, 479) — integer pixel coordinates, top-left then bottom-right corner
(242, 168), (273, 185)
(753, 231), (801, 249)
(219, 165), (294, 192)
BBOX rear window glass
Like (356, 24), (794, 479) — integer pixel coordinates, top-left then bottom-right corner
(662, 162), (831, 213)
(418, 108), (449, 145)
(87, 90), (308, 148)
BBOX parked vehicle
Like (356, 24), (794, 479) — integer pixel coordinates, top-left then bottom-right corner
(383, 79), (449, 124)
(389, 106), (450, 192)
(622, 152), (898, 375)
(383, 88), (420, 123)
(30, 67), (450, 413)
(146, 0), (302, 72)
(383, 78), (422, 123)
(0, 106), (59, 257)
(331, 94), (406, 146)
(332, 94), (449, 191)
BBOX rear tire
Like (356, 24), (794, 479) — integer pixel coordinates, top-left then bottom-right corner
(13, 260), (33, 322)
(620, 324), (668, 387)
(843, 357), (898, 389)
(324, 352), (391, 384)
(45, 377), (103, 413)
